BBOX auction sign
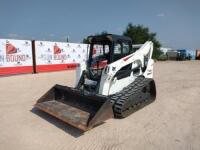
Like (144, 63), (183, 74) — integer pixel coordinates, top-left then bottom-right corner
(0, 39), (33, 75)
(35, 41), (88, 72)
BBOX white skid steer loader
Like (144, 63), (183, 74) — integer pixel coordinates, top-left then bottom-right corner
(35, 34), (156, 131)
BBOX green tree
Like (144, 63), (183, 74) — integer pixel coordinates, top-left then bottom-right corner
(123, 23), (162, 59)
(82, 37), (89, 44)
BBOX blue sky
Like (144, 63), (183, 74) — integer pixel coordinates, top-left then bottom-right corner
(0, 0), (199, 50)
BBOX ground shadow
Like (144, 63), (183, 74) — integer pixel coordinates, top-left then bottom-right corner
(31, 107), (84, 138)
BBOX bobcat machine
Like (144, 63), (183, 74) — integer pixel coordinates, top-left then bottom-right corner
(35, 34), (156, 131)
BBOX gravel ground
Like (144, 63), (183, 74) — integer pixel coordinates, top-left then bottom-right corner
(0, 61), (200, 150)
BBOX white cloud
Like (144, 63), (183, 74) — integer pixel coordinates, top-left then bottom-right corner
(156, 13), (165, 17)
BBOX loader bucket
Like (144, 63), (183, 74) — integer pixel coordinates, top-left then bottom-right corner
(35, 85), (113, 131)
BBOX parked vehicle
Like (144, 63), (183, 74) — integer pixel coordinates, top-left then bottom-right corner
(196, 49), (200, 60)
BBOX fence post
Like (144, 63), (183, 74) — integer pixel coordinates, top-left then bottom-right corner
(32, 40), (37, 73)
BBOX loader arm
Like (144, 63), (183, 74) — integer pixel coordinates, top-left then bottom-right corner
(99, 41), (154, 95)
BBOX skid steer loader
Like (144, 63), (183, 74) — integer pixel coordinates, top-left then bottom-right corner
(35, 34), (156, 131)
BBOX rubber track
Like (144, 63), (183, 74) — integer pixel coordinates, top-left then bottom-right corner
(110, 77), (156, 118)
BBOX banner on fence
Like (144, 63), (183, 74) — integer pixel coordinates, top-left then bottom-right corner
(0, 39), (33, 75)
(35, 41), (88, 72)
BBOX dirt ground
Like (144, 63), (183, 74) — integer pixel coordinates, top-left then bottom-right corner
(0, 61), (200, 150)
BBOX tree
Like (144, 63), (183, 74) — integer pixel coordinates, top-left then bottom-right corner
(123, 23), (162, 59)
(82, 37), (89, 44)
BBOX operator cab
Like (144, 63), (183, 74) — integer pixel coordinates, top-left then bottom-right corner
(87, 34), (133, 81)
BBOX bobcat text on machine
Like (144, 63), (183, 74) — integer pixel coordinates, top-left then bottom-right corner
(35, 34), (156, 131)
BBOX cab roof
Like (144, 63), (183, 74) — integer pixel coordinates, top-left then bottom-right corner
(88, 34), (132, 43)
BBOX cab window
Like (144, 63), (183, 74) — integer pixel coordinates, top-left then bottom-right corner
(122, 42), (130, 55)
(113, 42), (122, 61)
(113, 41), (131, 61)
